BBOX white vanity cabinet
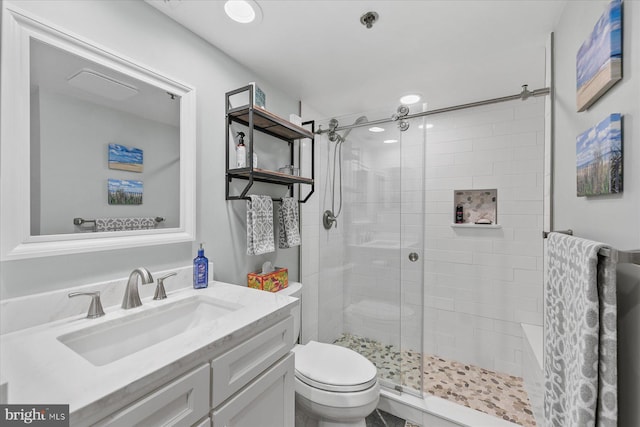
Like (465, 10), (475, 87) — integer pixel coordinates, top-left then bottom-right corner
(212, 353), (294, 427)
(94, 316), (294, 427)
(93, 364), (211, 427)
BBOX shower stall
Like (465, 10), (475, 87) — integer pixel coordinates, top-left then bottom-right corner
(316, 107), (426, 396)
(311, 89), (547, 427)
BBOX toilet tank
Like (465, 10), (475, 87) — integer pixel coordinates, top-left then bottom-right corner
(277, 282), (302, 342)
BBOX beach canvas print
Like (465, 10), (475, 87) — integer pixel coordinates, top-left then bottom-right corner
(576, 0), (622, 112)
(108, 179), (143, 205)
(109, 143), (143, 172)
(576, 114), (622, 197)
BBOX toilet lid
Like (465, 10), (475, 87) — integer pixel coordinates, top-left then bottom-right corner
(293, 341), (377, 392)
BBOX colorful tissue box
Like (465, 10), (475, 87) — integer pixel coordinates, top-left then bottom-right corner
(247, 267), (288, 292)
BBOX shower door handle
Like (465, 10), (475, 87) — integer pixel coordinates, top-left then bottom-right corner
(408, 252), (419, 262)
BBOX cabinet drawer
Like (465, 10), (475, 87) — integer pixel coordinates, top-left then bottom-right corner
(211, 353), (294, 427)
(211, 316), (292, 408)
(95, 364), (209, 427)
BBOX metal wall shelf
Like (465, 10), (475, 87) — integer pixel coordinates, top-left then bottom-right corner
(225, 85), (314, 203)
(228, 105), (314, 141)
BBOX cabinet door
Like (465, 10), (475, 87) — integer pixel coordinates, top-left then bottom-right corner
(212, 353), (294, 427)
(211, 316), (292, 408)
(194, 417), (211, 427)
(94, 364), (210, 427)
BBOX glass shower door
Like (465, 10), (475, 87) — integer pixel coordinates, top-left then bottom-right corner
(317, 110), (424, 396)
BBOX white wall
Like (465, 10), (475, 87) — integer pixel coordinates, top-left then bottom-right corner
(34, 89), (180, 234)
(423, 97), (546, 377)
(553, 1), (640, 424)
(1, 0), (303, 299)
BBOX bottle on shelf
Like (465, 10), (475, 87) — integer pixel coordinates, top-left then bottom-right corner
(236, 132), (246, 168)
(455, 205), (464, 224)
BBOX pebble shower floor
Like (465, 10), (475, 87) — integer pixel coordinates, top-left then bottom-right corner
(334, 333), (537, 427)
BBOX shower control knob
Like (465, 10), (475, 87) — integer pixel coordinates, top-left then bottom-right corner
(408, 252), (419, 262)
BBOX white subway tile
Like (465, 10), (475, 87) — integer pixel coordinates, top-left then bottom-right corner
(473, 132), (537, 151)
(472, 252), (538, 270)
(499, 200), (543, 215)
(427, 140), (474, 154)
(427, 124), (493, 144)
(452, 107), (514, 128)
(493, 116), (545, 135)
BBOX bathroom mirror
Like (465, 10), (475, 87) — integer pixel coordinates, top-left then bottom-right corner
(1, 5), (196, 260)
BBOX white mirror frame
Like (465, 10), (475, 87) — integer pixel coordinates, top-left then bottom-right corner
(0, 4), (196, 260)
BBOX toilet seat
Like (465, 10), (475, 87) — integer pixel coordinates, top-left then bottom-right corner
(292, 341), (377, 392)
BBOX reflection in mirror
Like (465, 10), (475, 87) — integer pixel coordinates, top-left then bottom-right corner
(29, 39), (180, 236)
(0, 5), (195, 260)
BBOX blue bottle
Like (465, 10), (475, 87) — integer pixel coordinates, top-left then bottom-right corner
(193, 243), (208, 289)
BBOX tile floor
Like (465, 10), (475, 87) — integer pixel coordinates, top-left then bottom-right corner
(335, 333), (537, 427)
(366, 409), (419, 427)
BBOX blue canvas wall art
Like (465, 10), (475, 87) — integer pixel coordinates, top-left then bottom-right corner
(108, 143), (143, 172)
(108, 179), (143, 205)
(576, 114), (622, 197)
(576, 0), (622, 112)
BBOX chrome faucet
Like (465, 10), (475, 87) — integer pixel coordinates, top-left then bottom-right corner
(122, 267), (154, 309)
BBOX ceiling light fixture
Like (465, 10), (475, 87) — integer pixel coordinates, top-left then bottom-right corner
(224, 0), (262, 24)
(400, 94), (421, 105)
(383, 139), (398, 144)
(418, 123), (434, 129)
(369, 127), (385, 133)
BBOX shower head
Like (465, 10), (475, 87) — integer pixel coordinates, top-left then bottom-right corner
(340, 115), (368, 141)
(327, 115), (368, 143)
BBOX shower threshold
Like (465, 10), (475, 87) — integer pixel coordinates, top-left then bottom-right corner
(334, 333), (536, 427)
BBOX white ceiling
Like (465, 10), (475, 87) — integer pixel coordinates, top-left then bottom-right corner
(146, 0), (567, 119)
(31, 38), (179, 126)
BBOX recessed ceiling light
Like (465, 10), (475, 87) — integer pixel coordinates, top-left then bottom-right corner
(383, 139), (398, 144)
(224, 0), (262, 24)
(418, 123), (434, 129)
(369, 127), (385, 133)
(399, 94), (421, 105)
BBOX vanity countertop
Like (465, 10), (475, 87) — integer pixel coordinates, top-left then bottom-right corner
(0, 281), (297, 425)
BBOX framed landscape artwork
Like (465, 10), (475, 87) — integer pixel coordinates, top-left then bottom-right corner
(108, 143), (143, 172)
(108, 179), (143, 205)
(576, 113), (622, 197)
(576, 0), (622, 112)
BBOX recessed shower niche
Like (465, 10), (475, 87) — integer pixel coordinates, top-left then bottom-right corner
(452, 189), (498, 226)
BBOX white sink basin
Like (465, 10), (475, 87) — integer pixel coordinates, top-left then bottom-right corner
(58, 296), (243, 366)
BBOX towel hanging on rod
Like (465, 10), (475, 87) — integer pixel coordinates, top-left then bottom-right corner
(543, 230), (640, 266)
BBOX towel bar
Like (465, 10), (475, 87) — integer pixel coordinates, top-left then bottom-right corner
(74, 217), (165, 226)
(543, 230), (640, 266)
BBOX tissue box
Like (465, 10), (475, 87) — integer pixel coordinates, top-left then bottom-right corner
(247, 267), (288, 292)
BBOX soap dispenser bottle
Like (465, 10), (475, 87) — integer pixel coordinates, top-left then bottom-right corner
(193, 243), (209, 289)
(236, 132), (247, 168)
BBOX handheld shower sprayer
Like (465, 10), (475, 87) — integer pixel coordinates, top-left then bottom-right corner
(323, 115), (368, 230)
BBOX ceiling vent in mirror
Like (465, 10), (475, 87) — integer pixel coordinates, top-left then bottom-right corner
(67, 69), (139, 101)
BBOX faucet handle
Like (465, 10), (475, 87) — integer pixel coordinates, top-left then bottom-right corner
(68, 291), (106, 319)
(154, 272), (177, 300)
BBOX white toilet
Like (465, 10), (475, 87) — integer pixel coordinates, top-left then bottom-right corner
(278, 282), (380, 427)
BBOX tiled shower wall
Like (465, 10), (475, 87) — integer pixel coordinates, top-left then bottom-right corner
(423, 97), (545, 377)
